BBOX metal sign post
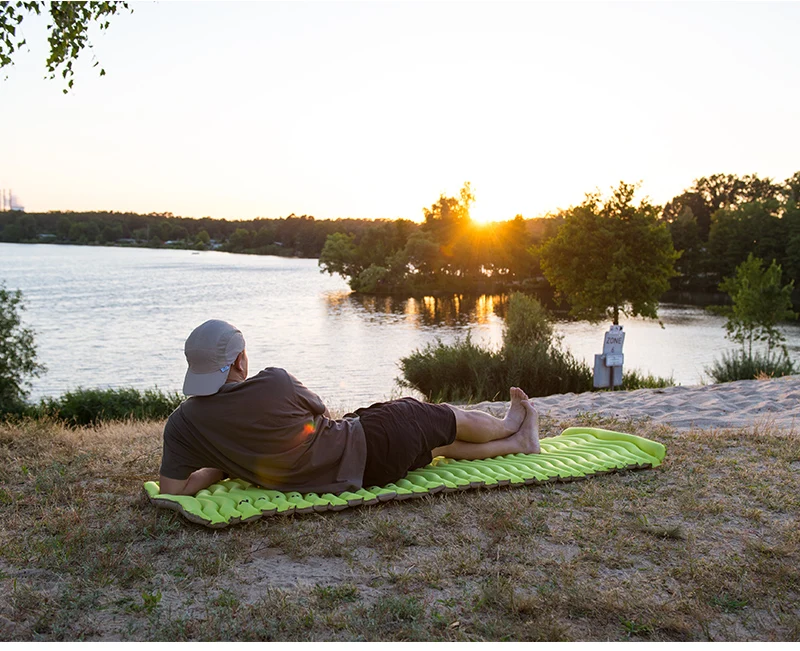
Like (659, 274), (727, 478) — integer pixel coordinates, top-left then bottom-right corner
(593, 324), (625, 389)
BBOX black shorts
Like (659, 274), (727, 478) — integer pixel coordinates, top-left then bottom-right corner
(355, 397), (457, 487)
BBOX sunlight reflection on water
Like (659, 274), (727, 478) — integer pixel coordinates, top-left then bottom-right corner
(2, 243), (798, 407)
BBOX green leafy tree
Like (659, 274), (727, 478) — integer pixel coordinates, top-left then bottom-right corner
(780, 199), (800, 289)
(0, 284), (45, 411)
(319, 232), (361, 282)
(539, 182), (679, 325)
(663, 173), (783, 240)
(1, 1), (132, 92)
(784, 171), (800, 204)
(707, 199), (786, 281)
(56, 215), (72, 239)
(665, 206), (705, 290)
(226, 227), (252, 252)
(718, 254), (797, 363)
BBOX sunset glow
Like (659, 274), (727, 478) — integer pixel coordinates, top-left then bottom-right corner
(1, 2), (798, 221)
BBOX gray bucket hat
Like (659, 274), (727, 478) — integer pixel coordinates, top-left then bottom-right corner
(183, 319), (246, 396)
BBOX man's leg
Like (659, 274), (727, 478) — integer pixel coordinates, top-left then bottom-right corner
(433, 399), (540, 460)
(444, 387), (529, 443)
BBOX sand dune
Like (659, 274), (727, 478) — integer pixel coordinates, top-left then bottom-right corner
(470, 375), (800, 431)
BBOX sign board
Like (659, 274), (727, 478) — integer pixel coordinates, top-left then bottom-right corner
(593, 325), (625, 388)
(602, 325), (625, 356)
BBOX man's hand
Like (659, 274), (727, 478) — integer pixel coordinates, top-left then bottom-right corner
(159, 468), (225, 495)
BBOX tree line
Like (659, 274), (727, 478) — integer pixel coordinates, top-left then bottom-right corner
(0, 210), (400, 258)
(319, 172), (800, 304)
(2, 170), (799, 304)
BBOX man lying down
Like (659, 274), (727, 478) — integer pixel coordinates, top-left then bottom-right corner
(158, 320), (541, 496)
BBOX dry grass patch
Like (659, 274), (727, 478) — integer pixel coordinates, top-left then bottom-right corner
(0, 413), (798, 641)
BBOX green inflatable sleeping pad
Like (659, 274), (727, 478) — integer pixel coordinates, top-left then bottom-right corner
(143, 427), (666, 528)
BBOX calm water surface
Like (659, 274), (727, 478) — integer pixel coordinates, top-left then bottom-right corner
(2, 243), (799, 407)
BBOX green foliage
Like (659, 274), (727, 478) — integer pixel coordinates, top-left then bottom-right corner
(0, 210), (415, 261)
(31, 386), (183, 426)
(399, 293), (593, 401)
(707, 254), (797, 382)
(620, 369), (675, 390)
(5, 170), (800, 307)
(399, 335), (505, 403)
(665, 207), (704, 291)
(319, 183), (541, 294)
(707, 349), (795, 383)
(708, 200), (786, 282)
(351, 264), (391, 294)
(718, 254), (797, 360)
(503, 291), (553, 347)
(539, 181), (679, 325)
(0, 284), (45, 413)
(0, 1), (133, 92)
(660, 171), (800, 295)
(128, 590), (162, 615)
(319, 233), (359, 279)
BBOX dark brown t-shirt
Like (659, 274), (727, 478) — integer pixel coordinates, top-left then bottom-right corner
(159, 367), (367, 493)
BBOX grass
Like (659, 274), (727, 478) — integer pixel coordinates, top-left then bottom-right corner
(0, 411), (799, 641)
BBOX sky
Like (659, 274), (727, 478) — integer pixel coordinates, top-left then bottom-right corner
(1, 1), (799, 223)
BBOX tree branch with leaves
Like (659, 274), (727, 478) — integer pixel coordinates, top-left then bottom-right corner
(0, 0), (131, 92)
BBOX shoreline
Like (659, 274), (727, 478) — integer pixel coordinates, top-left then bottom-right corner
(468, 374), (800, 432)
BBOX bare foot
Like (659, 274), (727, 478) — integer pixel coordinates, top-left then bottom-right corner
(510, 400), (540, 454)
(503, 387), (529, 434)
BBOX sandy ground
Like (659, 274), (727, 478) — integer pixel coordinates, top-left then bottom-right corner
(468, 375), (800, 431)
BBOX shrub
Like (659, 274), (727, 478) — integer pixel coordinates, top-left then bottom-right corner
(503, 291), (553, 347)
(621, 369), (676, 390)
(398, 335), (507, 403)
(0, 284), (46, 414)
(32, 387), (183, 426)
(707, 254), (797, 383)
(399, 293), (593, 401)
(707, 350), (795, 384)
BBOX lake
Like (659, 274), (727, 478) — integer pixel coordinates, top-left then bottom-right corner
(2, 243), (798, 407)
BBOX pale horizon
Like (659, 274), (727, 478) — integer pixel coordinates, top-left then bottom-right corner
(1, 1), (798, 223)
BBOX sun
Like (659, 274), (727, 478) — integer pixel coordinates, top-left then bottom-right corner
(470, 201), (510, 225)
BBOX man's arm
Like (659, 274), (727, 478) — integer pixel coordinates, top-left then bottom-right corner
(159, 468), (224, 496)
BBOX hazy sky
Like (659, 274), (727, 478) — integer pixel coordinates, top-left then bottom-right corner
(1, 1), (798, 223)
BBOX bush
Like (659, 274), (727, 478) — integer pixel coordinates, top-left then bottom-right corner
(0, 284), (46, 414)
(621, 369), (676, 390)
(398, 335), (507, 403)
(399, 293), (593, 401)
(503, 292), (553, 347)
(31, 387), (183, 426)
(707, 350), (795, 384)
(707, 254), (797, 383)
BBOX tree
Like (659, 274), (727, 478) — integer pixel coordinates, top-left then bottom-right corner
(663, 173), (783, 240)
(707, 199), (786, 282)
(0, 1), (132, 92)
(225, 227), (252, 252)
(665, 206), (705, 290)
(0, 284), (45, 411)
(539, 182), (679, 325)
(718, 254), (797, 363)
(319, 232), (360, 282)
